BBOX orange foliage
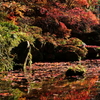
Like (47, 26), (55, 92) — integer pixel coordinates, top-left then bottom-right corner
(58, 22), (71, 38)
(0, 1), (27, 24)
(18, 97), (26, 100)
(80, 76), (98, 87)
(87, 0), (98, 6)
(65, 0), (97, 9)
(61, 7), (99, 33)
(34, 0), (47, 4)
(40, 95), (47, 100)
(75, 0), (89, 7)
(39, 75), (98, 100)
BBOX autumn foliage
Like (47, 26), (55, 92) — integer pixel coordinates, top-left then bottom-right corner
(0, 1), (100, 100)
(0, 0), (99, 71)
(18, 74), (98, 100)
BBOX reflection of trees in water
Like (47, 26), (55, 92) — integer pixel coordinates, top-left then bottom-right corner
(19, 75), (98, 100)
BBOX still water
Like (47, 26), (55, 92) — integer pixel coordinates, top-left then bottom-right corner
(0, 62), (100, 100)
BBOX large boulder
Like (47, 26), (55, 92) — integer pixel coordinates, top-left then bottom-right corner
(55, 44), (87, 61)
(55, 46), (79, 61)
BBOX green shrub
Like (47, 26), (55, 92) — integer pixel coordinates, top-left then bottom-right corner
(0, 22), (19, 31)
(0, 25), (20, 71)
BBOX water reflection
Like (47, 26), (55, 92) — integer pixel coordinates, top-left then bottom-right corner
(0, 73), (100, 100)
(19, 75), (98, 100)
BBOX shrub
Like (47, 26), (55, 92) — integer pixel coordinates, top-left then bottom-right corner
(60, 7), (99, 33)
(0, 22), (19, 31)
(0, 22), (36, 72)
(0, 24), (20, 71)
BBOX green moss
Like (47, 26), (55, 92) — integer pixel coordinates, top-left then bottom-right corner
(64, 44), (88, 59)
(65, 38), (88, 59)
(56, 38), (67, 45)
(68, 64), (86, 73)
(66, 38), (84, 46)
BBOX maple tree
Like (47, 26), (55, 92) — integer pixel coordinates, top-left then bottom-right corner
(59, 7), (99, 33)
(0, 1), (100, 100)
(0, 0), (99, 71)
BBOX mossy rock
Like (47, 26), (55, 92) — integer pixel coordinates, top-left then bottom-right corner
(66, 69), (84, 77)
(65, 64), (86, 78)
(55, 44), (87, 61)
(33, 36), (87, 61)
(66, 37), (84, 46)
(55, 46), (79, 61)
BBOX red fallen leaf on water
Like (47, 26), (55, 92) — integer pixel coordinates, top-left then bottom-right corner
(40, 95), (47, 100)
(0, 93), (13, 96)
(1, 78), (7, 81)
(23, 89), (28, 92)
(54, 96), (61, 100)
(18, 97), (26, 100)
(19, 85), (27, 88)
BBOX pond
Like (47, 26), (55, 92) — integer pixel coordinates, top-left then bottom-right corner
(0, 60), (100, 100)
